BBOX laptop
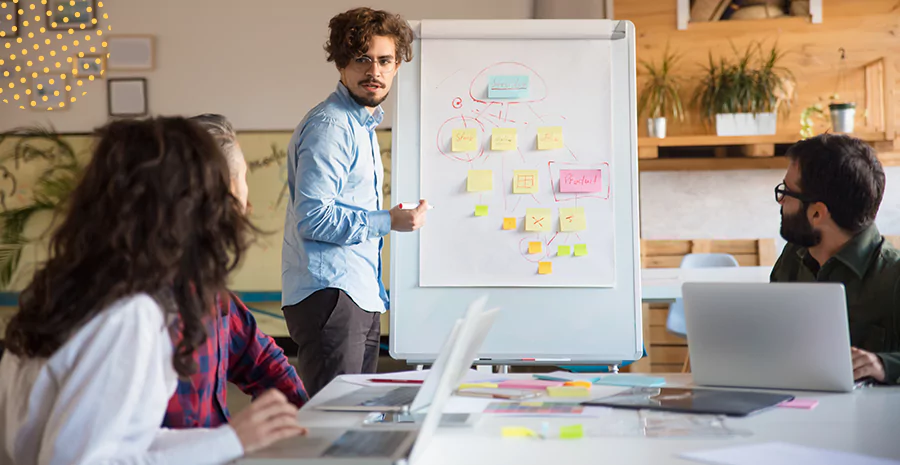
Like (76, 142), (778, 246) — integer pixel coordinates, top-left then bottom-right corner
(682, 282), (856, 392)
(239, 297), (499, 465)
(317, 296), (496, 413)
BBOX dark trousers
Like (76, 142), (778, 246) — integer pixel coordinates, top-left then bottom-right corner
(282, 288), (381, 397)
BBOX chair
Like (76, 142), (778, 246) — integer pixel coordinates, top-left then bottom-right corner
(666, 253), (739, 372)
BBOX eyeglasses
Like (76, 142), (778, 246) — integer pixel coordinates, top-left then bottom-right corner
(775, 182), (814, 203)
(349, 55), (397, 73)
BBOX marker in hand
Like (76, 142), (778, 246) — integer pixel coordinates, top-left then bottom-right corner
(399, 202), (434, 210)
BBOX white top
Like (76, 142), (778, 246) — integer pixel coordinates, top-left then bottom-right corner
(0, 293), (244, 465)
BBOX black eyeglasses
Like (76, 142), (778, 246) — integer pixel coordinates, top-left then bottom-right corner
(775, 182), (815, 203)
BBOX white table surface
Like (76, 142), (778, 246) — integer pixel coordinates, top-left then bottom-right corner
(641, 266), (773, 303)
(239, 373), (900, 464)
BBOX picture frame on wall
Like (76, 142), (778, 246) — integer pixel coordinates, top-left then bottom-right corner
(0, 2), (18, 39)
(31, 74), (68, 111)
(46, 0), (96, 31)
(73, 54), (105, 78)
(106, 35), (155, 71)
(108, 78), (148, 117)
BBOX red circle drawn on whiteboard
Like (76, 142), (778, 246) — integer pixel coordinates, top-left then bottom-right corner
(451, 97), (463, 109)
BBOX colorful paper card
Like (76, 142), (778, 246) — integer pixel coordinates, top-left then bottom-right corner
(501, 427), (538, 438)
(559, 424), (584, 439)
(538, 261), (552, 275)
(525, 208), (552, 232)
(574, 244), (588, 257)
(512, 170), (539, 194)
(475, 205), (489, 216)
(451, 128), (478, 152)
(557, 245), (571, 256)
(498, 379), (564, 390)
(528, 241), (542, 254)
(503, 217), (517, 230)
(537, 126), (564, 150)
(491, 128), (518, 151)
(467, 170), (493, 192)
(487, 75), (529, 99)
(485, 402), (584, 415)
(559, 207), (587, 232)
(547, 386), (589, 397)
(559, 169), (603, 193)
(779, 398), (819, 409)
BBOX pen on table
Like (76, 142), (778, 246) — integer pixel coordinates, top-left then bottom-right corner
(368, 378), (425, 384)
(399, 202), (435, 210)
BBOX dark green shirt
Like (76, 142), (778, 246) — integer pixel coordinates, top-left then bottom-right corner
(770, 225), (900, 384)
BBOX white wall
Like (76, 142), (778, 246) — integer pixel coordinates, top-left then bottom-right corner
(0, 0), (534, 132)
(640, 167), (900, 252)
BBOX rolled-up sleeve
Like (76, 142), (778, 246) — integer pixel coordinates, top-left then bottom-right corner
(293, 120), (390, 245)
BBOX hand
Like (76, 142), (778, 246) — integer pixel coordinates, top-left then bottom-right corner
(230, 389), (307, 454)
(390, 199), (429, 232)
(851, 347), (886, 383)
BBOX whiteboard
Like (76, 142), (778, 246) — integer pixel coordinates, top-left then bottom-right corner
(391, 20), (641, 364)
(418, 37), (615, 287)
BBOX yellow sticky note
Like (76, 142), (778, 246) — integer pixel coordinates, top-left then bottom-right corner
(513, 170), (539, 194)
(538, 261), (552, 274)
(491, 127), (517, 151)
(459, 382), (499, 389)
(475, 205), (489, 216)
(467, 170), (493, 192)
(452, 128), (478, 152)
(559, 207), (587, 232)
(547, 386), (590, 397)
(558, 245), (571, 256)
(503, 217), (517, 230)
(502, 427), (538, 438)
(528, 241), (542, 254)
(525, 208), (552, 232)
(564, 380), (592, 388)
(574, 244), (588, 257)
(559, 424), (584, 439)
(537, 126), (564, 150)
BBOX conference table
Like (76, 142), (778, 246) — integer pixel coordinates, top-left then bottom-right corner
(641, 266), (772, 303)
(239, 373), (900, 464)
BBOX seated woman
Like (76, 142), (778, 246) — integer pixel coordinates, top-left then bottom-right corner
(0, 117), (306, 464)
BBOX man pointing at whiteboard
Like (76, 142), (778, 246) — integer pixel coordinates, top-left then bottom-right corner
(282, 7), (429, 396)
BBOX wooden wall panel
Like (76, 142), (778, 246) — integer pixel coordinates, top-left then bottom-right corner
(616, 0), (900, 138)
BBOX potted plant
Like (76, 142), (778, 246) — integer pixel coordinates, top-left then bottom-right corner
(638, 47), (685, 138)
(693, 42), (795, 136)
(829, 48), (855, 133)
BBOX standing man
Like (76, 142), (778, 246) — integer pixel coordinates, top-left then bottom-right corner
(282, 7), (428, 396)
(771, 133), (899, 385)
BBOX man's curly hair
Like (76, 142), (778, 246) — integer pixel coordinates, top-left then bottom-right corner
(325, 7), (414, 69)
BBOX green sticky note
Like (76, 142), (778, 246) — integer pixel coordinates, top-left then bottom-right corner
(559, 424), (584, 439)
(558, 245), (571, 256)
(574, 244), (588, 257)
(475, 205), (489, 216)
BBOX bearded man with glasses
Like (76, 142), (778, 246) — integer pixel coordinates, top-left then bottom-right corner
(770, 134), (900, 385)
(281, 8), (430, 395)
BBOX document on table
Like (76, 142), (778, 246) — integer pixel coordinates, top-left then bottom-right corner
(680, 442), (900, 465)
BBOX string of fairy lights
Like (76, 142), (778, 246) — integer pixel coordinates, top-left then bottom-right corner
(0, 0), (110, 110)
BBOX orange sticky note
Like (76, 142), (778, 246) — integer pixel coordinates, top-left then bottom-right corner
(528, 241), (542, 254)
(538, 261), (552, 274)
(503, 217), (517, 230)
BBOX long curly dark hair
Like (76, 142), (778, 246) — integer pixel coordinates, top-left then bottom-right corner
(325, 7), (414, 69)
(4, 117), (256, 377)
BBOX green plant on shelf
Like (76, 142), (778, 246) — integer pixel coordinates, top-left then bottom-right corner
(638, 45), (686, 122)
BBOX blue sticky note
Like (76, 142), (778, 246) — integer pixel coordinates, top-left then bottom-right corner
(594, 375), (666, 387)
(488, 75), (529, 99)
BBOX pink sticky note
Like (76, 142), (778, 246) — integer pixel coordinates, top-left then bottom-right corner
(559, 169), (603, 193)
(778, 398), (819, 409)
(498, 379), (565, 390)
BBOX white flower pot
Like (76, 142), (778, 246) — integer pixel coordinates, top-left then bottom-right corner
(829, 103), (856, 134)
(647, 117), (667, 138)
(715, 112), (777, 136)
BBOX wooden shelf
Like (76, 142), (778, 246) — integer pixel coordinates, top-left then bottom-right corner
(639, 132), (888, 148)
(639, 156), (790, 172)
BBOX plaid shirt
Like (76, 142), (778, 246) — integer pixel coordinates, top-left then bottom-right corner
(163, 292), (308, 428)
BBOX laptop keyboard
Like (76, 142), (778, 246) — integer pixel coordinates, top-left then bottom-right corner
(322, 430), (411, 458)
(360, 386), (419, 407)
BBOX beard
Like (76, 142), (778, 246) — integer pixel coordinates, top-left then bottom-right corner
(349, 81), (389, 108)
(780, 206), (822, 248)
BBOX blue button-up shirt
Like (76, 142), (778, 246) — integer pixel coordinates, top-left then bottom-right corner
(282, 82), (391, 313)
